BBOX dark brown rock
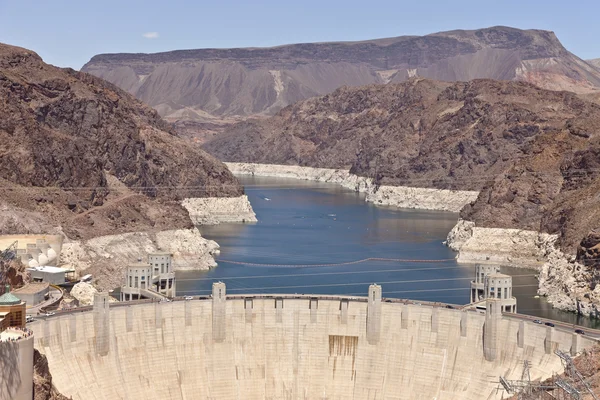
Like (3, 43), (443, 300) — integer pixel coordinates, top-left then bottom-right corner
(0, 42), (243, 239)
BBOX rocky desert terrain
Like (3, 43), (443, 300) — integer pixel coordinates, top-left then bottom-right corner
(0, 42), (256, 290)
(0, 42), (243, 240)
(81, 26), (600, 140)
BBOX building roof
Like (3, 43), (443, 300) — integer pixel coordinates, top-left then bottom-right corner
(0, 292), (23, 305)
(149, 252), (171, 256)
(27, 266), (72, 273)
(128, 262), (151, 268)
(12, 282), (49, 295)
(489, 273), (511, 279)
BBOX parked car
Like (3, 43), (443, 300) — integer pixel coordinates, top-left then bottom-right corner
(533, 319), (543, 324)
(545, 322), (555, 327)
(26, 315), (34, 323)
(184, 296), (194, 301)
(44, 312), (55, 317)
(575, 329), (585, 335)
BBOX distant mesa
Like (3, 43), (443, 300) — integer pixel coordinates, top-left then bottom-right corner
(82, 26), (600, 129)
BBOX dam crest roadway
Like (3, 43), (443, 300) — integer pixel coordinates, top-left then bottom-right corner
(29, 283), (599, 400)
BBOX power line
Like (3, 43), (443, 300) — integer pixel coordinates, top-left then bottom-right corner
(175, 265), (470, 282)
(174, 274), (536, 293)
(2, 166), (600, 191)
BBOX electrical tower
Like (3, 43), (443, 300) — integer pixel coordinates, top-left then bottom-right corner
(498, 351), (598, 399)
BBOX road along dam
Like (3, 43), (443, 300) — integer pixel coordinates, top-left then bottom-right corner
(29, 284), (597, 400)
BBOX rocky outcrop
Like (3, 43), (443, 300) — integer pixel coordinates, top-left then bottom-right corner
(577, 229), (600, 267)
(0, 42), (243, 241)
(182, 195), (257, 225)
(538, 235), (600, 317)
(446, 219), (549, 268)
(0, 259), (30, 290)
(227, 162), (478, 212)
(60, 228), (219, 290)
(366, 186), (478, 213)
(447, 219), (600, 316)
(33, 349), (69, 400)
(82, 26), (600, 127)
(70, 282), (99, 306)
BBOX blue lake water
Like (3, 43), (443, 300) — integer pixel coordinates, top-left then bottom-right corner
(177, 176), (599, 329)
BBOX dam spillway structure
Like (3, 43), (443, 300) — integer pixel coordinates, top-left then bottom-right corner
(29, 284), (597, 400)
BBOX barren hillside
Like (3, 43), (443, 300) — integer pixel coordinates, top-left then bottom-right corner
(82, 26), (600, 134)
(0, 42), (242, 240)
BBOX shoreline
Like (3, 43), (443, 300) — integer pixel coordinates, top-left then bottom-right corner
(446, 219), (600, 317)
(57, 195), (257, 291)
(225, 162), (479, 213)
(225, 162), (600, 316)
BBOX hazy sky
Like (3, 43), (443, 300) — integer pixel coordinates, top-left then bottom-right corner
(0, 0), (598, 69)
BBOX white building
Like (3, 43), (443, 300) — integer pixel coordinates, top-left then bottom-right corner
(12, 282), (49, 306)
(121, 263), (152, 301)
(485, 273), (516, 313)
(470, 265), (499, 303)
(470, 265), (516, 312)
(149, 252), (175, 297)
(26, 266), (73, 285)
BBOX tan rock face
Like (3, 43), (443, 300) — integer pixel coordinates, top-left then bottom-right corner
(60, 228), (218, 290)
(181, 195), (257, 225)
(70, 282), (98, 306)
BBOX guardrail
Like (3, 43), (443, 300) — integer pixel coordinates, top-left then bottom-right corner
(32, 294), (597, 335)
(503, 312), (600, 339)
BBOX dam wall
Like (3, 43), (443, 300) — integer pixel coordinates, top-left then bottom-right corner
(226, 162), (479, 212)
(0, 334), (34, 400)
(30, 291), (597, 400)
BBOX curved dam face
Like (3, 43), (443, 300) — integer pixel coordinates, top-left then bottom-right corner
(31, 289), (595, 400)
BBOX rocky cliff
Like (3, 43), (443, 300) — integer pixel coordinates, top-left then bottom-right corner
(33, 349), (69, 400)
(206, 78), (600, 262)
(0, 42), (244, 240)
(82, 26), (600, 130)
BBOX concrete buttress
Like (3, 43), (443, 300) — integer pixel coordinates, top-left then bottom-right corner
(431, 307), (439, 333)
(93, 293), (110, 356)
(483, 299), (501, 361)
(212, 282), (226, 342)
(460, 312), (467, 337)
(517, 321), (525, 348)
(340, 299), (348, 324)
(367, 284), (382, 344)
(545, 327), (554, 354)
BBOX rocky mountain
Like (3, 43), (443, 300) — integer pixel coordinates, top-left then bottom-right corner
(204, 78), (600, 255)
(81, 26), (600, 132)
(0, 43), (243, 240)
(588, 58), (600, 69)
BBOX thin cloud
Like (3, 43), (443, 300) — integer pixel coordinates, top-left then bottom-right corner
(142, 32), (159, 39)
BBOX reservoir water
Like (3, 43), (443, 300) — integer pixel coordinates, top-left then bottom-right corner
(177, 175), (599, 329)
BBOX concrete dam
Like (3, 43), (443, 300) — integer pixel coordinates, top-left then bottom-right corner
(30, 284), (597, 400)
